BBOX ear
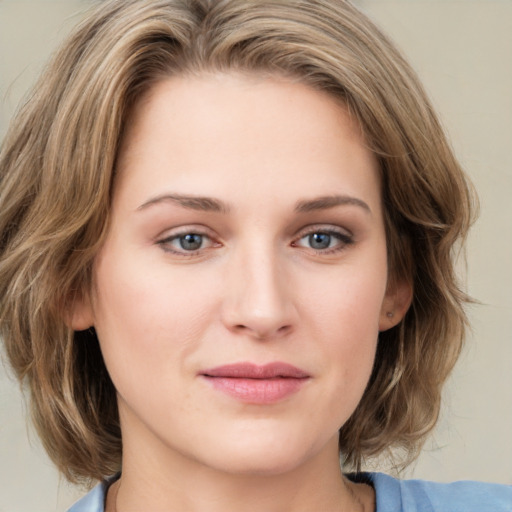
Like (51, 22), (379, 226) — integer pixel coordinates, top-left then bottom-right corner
(64, 292), (94, 331)
(379, 278), (413, 332)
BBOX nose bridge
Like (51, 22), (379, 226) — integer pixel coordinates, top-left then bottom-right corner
(221, 236), (295, 338)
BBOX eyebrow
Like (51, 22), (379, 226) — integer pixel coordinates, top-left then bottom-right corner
(294, 195), (371, 214)
(137, 193), (371, 215)
(137, 193), (230, 214)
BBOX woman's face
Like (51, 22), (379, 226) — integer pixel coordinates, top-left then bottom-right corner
(74, 73), (408, 475)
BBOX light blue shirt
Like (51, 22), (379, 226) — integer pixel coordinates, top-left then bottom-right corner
(67, 472), (512, 511)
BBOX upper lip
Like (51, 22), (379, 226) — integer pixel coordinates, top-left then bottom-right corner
(201, 362), (310, 379)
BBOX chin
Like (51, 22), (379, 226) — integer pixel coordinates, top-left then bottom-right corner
(214, 452), (307, 477)
(196, 430), (327, 477)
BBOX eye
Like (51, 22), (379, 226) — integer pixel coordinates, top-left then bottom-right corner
(176, 233), (205, 251)
(157, 230), (218, 255)
(307, 232), (335, 250)
(293, 228), (353, 254)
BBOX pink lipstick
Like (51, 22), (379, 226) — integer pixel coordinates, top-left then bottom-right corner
(200, 362), (310, 404)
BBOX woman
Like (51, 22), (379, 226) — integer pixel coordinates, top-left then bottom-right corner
(0, 0), (510, 510)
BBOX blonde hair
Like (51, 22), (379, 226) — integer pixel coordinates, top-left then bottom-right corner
(0, 0), (475, 482)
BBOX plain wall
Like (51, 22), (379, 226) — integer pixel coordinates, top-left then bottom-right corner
(1, 0), (511, 510)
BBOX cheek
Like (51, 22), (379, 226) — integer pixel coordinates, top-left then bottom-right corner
(93, 241), (212, 332)
(299, 260), (386, 401)
(89, 249), (214, 392)
(303, 260), (387, 339)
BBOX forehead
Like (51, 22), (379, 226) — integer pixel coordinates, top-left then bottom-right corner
(114, 72), (381, 214)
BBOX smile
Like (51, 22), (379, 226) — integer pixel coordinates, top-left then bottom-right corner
(200, 362), (311, 404)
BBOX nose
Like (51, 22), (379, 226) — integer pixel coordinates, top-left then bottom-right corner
(220, 246), (297, 340)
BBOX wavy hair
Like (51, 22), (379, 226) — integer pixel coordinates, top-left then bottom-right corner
(0, 0), (475, 483)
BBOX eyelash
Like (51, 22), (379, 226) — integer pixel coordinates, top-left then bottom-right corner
(156, 226), (354, 257)
(292, 227), (354, 255)
(157, 229), (218, 257)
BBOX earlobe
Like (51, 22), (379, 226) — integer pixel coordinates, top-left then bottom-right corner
(64, 293), (94, 331)
(379, 279), (413, 331)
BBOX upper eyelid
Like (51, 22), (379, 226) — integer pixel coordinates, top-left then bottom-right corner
(154, 224), (353, 241)
(294, 224), (353, 238)
(294, 230), (353, 245)
(156, 224), (216, 240)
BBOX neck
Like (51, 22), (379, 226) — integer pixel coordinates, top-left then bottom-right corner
(111, 433), (374, 512)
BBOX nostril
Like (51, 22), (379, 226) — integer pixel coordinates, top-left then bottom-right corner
(230, 322), (293, 340)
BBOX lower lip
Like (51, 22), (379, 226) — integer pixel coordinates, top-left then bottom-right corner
(202, 376), (308, 404)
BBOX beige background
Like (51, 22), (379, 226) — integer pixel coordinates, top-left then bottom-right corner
(1, 0), (511, 510)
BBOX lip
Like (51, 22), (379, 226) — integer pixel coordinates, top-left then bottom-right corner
(200, 362), (310, 404)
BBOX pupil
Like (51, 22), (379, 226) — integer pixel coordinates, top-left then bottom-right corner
(180, 234), (202, 250)
(309, 233), (331, 249)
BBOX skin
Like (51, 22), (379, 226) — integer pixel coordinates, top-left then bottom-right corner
(73, 72), (411, 512)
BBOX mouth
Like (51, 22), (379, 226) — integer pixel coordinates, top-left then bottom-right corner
(199, 362), (310, 404)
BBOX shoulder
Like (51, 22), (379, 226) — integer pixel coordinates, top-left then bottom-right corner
(66, 477), (114, 512)
(67, 472), (512, 512)
(363, 472), (512, 512)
